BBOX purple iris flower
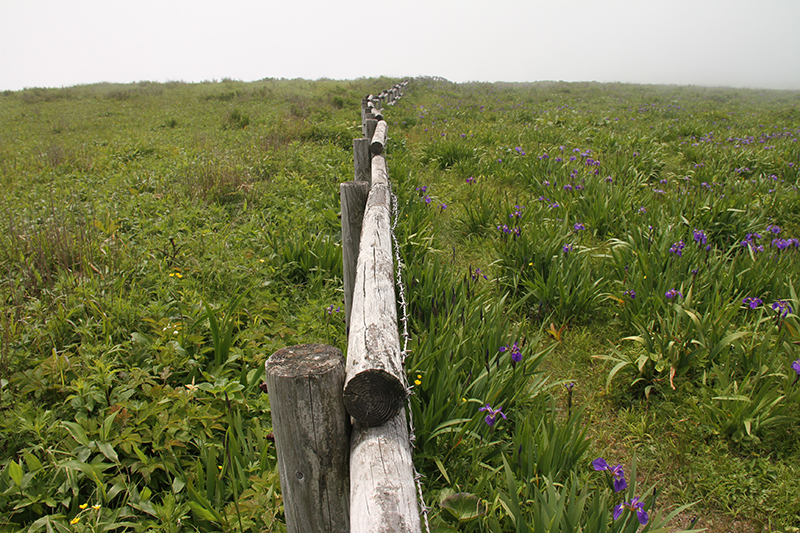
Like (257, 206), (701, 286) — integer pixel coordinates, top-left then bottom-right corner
(743, 297), (762, 309)
(669, 240), (685, 257)
(563, 244), (574, 254)
(623, 290), (636, 299)
(771, 238), (798, 250)
(479, 404), (507, 427)
(791, 359), (800, 375)
(772, 300), (793, 318)
(472, 268), (487, 281)
(693, 229), (707, 246)
(613, 497), (649, 525)
(592, 457), (628, 492)
(574, 222), (585, 231)
(510, 342), (522, 364)
(665, 288), (683, 299)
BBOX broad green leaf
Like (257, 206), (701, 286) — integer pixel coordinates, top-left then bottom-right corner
(100, 412), (118, 442)
(188, 501), (222, 523)
(23, 451), (43, 472)
(172, 476), (186, 494)
(440, 492), (486, 522)
(7, 459), (23, 487)
(98, 442), (119, 463)
(62, 421), (91, 447)
(60, 459), (113, 483)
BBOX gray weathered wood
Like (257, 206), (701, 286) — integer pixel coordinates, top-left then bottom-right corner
(350, 409), (421, 533)
(265, 344), (350, 533)
(370, 120), (388, 155)
(370, 95), (381, 110)
(353, 137), (371, 184)
(364, 118), (378, 141)
(341, 181), (370, 332)
(343, 154), (407, 426)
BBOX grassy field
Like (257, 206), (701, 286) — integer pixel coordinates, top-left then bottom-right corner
(1, 77), (799, 532)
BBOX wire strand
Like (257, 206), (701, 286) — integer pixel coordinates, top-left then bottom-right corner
(389, 173), (431, 533)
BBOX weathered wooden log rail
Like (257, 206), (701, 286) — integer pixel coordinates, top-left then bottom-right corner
(267, 81), (421, 532)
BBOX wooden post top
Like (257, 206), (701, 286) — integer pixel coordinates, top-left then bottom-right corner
(267, 344), (344, 378)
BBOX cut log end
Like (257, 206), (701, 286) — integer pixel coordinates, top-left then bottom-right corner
(267, 344), (344, 378)
(343, 370), (407, 426)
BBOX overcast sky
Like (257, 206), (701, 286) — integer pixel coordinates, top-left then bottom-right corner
(2, 0), (800, 92)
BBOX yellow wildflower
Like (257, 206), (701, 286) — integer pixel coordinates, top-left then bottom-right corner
(71, 517), (80, 524)
(79, 503), (88, 509)
(92, 504), (101, 510)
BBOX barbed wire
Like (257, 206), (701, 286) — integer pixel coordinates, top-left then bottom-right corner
(388, 177), (431, 533)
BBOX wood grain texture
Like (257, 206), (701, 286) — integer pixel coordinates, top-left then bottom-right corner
(343, 154), (407, 426)
(341, 181), (370, 332)
(265, 344), (350, 533)
(364, 118), (378, 142)
(349, 409), (421, 533)
(370, 120), (388, 155)
(353, 137), (371, 184)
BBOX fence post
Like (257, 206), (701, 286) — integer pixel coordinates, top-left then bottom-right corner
(364, 118), (378, 141)
(341, 181), (370, 332)
(353, 138), (371, 184)
(265, 344), (350, 533)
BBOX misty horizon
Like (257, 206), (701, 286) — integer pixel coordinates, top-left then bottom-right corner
(2, 0), (800, 93)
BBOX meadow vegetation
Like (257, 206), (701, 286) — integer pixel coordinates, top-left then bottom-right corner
(1, 76), (799, 532)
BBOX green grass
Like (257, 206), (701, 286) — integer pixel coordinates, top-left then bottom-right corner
(2, 76), (800, 532)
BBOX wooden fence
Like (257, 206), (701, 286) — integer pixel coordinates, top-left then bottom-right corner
(266, 81), (421, 533)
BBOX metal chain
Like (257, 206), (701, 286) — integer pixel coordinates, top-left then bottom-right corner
(388, 178), (431, 533)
